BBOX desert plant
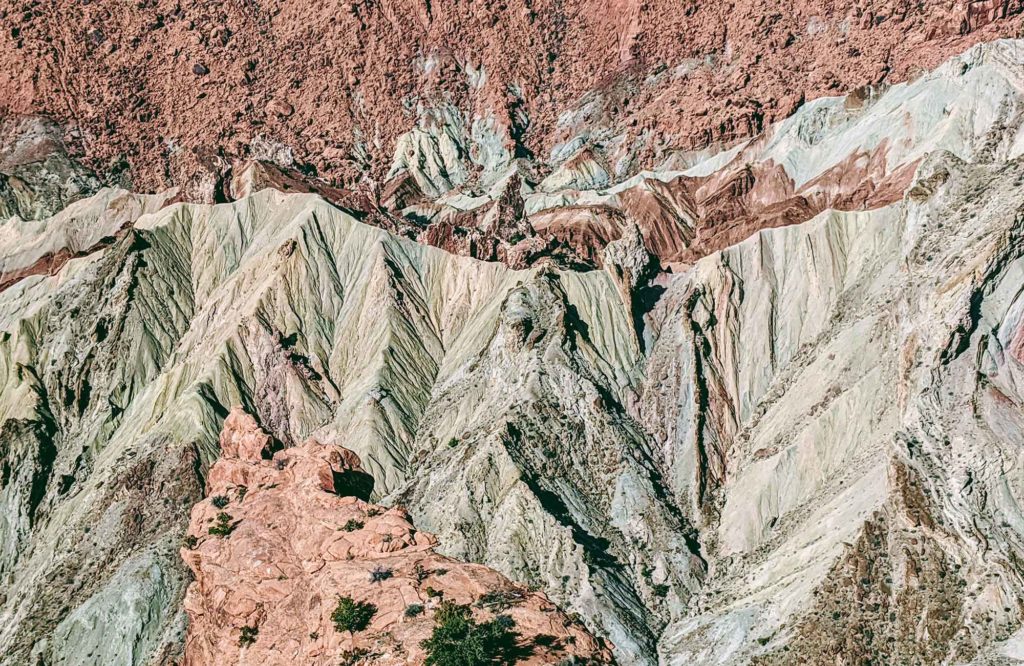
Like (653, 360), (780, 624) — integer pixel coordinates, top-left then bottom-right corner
(208, 512), (236, 537)
(405, 603), (425, 618)
(339, 647), (370, 666)
(183, 534), (198, 549)
(331, 596), (377, 633)
(476, 590), (523, 611)
(238, 625), (258, 647)
(369, 565), (393, 583)
(425, 586), (443, 599)
(421, 601), (523, 665)
(236, 485), (248, 501)
(652, 584), (670, 598)
(342, 519), (364, 532)
(211, 495), (230, 509)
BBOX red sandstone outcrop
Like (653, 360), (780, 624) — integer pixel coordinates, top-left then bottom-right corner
(180, 408), (612, 665)
(2, 1), (1021, 198)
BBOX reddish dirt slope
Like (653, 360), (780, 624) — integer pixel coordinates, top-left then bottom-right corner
(2, 1), (1022, 198)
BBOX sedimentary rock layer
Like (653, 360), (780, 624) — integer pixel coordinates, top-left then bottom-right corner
(3, 37), (1024, 666)
(2, 0), (1023, 199)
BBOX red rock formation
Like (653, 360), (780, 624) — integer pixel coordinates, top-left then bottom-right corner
(2, 0), (1021, 198)
(180, 408), (612, 665)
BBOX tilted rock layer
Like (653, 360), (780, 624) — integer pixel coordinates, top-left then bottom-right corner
(182, 407), (610, 665)
(5, 30), (1024, 666)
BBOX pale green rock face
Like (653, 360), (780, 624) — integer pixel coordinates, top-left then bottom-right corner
(5, 39), (1024, 666)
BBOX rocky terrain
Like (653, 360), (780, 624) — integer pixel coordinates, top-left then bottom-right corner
(3, 0), (1024, 201)
(3, 9), (1024, 666)
(181, 407), (610, 665)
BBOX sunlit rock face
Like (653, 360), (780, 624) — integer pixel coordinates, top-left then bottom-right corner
(4, 36), (1024, 666)
(180, 407), (611, 665)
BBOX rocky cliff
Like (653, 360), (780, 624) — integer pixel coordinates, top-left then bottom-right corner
(4, 16), (1024, 666)
(181, 407), (610, 665)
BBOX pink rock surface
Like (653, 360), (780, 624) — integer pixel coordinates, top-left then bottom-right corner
(1, 1), (1021, 199)
(181, 407), (612, 665)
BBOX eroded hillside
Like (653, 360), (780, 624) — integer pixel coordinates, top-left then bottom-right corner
(3, 30), (1024, 666)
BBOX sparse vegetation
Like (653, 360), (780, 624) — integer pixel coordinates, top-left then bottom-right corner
(339, 647), (370, 666)
(236, 485), (248, 501)
(652, 584), (670, 598)
(183, 534), (198, 549)
(421, 601), (524, 666)
(405, 603), (425, 617)
(369, 565), (393, 583)
(238, 625), (258, 647)
(425, 586), (443, 598)
(342, 519), (364, 532)
(331, 596), (377, 633)
(476, 589), (524, 611)
(211, 494), (230, 509)
(447, 438), (459, 448)
(366, 507), (382, 517)
(208, 512), (236, 537)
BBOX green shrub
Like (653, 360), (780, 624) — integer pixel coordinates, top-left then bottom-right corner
(238, 625), (258, 647)
(208, 512), (236, 537)
(339, 647), (370, 666)
(421, 601), (523, 665)
(211, 495), (230, 509)
(331, 596), (377, 633)
(405, 603), (425, 617)
(342, 519), (364, 532)
(183, 535), (198, 549)
(652, 583), (670, 598)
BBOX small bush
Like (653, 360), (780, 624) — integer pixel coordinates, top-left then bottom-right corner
(208, 512), (236, 537)
(339, 647), (370, 666)
(366, 507), (382, 517)
(652, 584), (670, 598)
(211, 495), (230, 509)
(238, 625), (258, 647)
(331, 596), (377, 633)
(476, 589), (524, 611)
(405, 603), (425, 618)
(342, 519), (364, 532)
(369, 565), (393, 583)
(447, 438), (459, 448)
(534, 633), (557, 647)
(421, 601), (523, 666)
(236, 485), (248, 501)
(425, 587), (443, 598)
(183, 535), (198, 549)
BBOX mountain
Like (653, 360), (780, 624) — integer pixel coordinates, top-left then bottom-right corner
(3, 10), (1024, 666)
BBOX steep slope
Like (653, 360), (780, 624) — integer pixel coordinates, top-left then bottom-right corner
(4, 36), (1024, 666)
(0, 185), (693, 665)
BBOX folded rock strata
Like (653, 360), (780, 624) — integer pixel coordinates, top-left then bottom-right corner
(3, 37), (1024, 666)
